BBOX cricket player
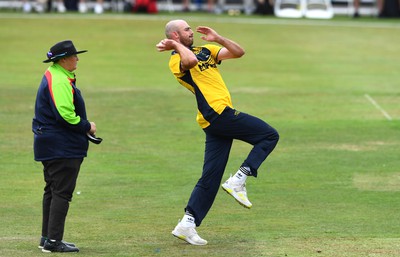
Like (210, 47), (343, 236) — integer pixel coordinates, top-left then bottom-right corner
(156, 19), (279, 245)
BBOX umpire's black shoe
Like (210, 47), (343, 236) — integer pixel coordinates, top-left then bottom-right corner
(42, 239), (79, 253)
(38, 236), (76, 249)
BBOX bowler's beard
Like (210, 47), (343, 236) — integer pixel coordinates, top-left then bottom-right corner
(179, 34), (193, 47)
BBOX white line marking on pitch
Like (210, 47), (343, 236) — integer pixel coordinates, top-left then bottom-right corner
(364, 94), (392, 121)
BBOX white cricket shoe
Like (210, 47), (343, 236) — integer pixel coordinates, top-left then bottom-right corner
(172, 222), (207, 246)
(221, 175), (252, 209)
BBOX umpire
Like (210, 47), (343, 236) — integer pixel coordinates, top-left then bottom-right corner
(32, 40), (97, 253)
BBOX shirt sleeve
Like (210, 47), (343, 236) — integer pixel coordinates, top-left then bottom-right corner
(204, 44), (222, 63)
(169, 52), (183, 77)
(50, 79), (81, 125)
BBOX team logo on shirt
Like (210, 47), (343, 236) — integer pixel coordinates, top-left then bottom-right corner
(193, 47), (217, 71)
(195, 48), (210, 61)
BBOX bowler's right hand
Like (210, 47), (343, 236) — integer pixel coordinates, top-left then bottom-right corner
(156, 39), (176, 52)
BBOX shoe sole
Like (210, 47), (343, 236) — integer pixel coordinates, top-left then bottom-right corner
(40, 242), (76, 250)
(221, 185), (252, 209)
(171, 231), (207, 246)
(42, 249), (79, 253)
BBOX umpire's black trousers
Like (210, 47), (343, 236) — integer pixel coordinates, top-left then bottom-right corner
(41, 158), (83, 241)
(186, 107), (279, 226)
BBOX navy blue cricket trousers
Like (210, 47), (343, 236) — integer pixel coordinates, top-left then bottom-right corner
(186, 107), (279, 226)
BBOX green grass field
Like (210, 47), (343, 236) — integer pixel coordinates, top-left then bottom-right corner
(0, 12), (399, 257)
